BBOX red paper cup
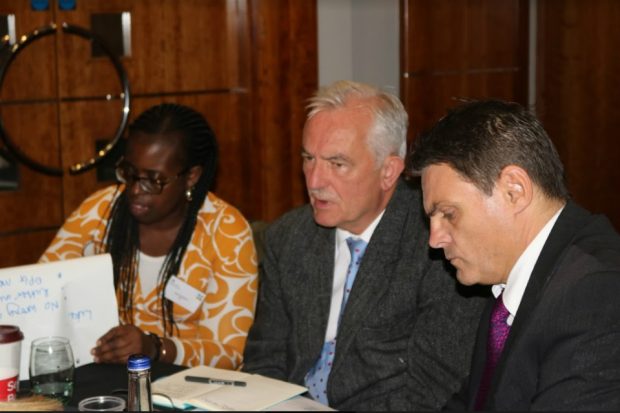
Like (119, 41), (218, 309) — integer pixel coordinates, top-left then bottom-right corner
(0, 325), (24, 402)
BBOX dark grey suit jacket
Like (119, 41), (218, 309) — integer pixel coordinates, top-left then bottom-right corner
(243, 180), (486, 411)
(447, 201), (620, 411)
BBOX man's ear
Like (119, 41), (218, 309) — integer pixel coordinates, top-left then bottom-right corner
(186, 165), (203, 189)
(380, 155), (405, 191)
(497, 165), (533, 213)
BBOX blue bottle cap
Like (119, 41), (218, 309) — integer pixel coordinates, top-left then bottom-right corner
(127, 354), (151, 371)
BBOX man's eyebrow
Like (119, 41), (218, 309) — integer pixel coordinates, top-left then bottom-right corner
(425, 204), (438, 218)
(323, 153), (351, 162)
(300, 148), (352, 163)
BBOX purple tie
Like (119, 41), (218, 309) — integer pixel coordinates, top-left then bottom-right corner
(475, 293), (511, 410)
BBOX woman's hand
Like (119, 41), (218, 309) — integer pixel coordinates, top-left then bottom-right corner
(91, 325), (154, 364)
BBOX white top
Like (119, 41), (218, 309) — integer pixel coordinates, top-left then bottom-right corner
(138, 252), (166, 296)
(324, 211), (385, 342)
(492, 207), (564, 325)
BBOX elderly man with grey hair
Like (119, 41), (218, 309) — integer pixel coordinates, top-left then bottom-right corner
(242, 80), (485, 410)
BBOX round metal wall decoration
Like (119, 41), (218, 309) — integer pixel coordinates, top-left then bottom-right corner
(0, 22), (130, 176)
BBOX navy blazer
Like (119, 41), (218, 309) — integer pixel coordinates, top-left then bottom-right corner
(243, 180), (486, 411)
(447, 201), (620, 411)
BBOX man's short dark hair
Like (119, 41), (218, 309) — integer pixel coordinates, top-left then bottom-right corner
(407, 99), (569, 201)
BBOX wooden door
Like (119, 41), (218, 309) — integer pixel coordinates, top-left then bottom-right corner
(400, 0), (529, 141)
(536, 0), (620, 229)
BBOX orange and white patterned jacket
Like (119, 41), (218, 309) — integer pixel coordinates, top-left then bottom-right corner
(40, 185), (258, 370)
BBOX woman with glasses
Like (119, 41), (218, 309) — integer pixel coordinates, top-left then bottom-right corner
(40, 103), (258, 370)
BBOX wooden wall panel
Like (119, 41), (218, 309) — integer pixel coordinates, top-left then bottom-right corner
(404, 72), (525, 141)
(0, 25), (56, 100)
(247, 0), (317, 221)
(0, 1), (60, 268)
(0, 0), (59, 177)
(0, 104), (61, 171)
(405, 0), (522, 71)
(56, 0), (243, 96)
(536, 0), (620, 229)
(401, 0), (528, 139)
(0, 230), (57, 266)
(0, 0), (54, 37)
(0, 167), (62, 233)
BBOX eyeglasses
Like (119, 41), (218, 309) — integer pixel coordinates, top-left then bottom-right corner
(115, 159), (189, 195)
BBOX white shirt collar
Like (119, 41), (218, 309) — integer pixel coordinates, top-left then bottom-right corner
(492, 206), (564, 324)
(335, 210), (385, 254)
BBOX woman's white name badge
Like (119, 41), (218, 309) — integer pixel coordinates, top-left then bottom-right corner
(164, 276), (205, 313)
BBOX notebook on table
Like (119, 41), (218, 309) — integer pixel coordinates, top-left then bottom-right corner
(152, 365), (308, 411)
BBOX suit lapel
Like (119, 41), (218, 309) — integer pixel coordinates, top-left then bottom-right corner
(334, 230), (400, 354)
(332, 182), (409, 370)
(298, 226), (336, 361)
(487, 201), (591, 406)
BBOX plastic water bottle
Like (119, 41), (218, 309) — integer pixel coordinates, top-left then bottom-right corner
(127, 354), (152, 411)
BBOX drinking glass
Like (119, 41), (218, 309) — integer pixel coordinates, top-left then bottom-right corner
(29, 336), (75, 404)
(78, 396), (126, 411)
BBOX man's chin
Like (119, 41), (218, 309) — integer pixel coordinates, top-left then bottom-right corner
(455, 270), (479, 286)
(312, 211), (338, 229)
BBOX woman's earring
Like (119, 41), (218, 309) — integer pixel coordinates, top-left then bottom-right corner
(185, 187), (193, 202)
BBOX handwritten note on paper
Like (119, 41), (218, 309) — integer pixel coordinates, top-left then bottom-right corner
(0, 254), (119, 379)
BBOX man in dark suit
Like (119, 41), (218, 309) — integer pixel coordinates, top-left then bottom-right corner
(242, 80), (485, 410)
(408, 99), (620, 411)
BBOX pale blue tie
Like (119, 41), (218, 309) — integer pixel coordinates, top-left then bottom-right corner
(305, 237), (368, 405)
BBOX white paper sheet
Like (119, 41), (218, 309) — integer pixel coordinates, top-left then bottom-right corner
(0, 254), (119, 379)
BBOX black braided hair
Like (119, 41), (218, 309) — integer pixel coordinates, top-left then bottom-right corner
(102, 103), (218, 336)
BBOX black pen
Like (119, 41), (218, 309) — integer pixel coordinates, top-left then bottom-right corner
(185, 375), (247, 387)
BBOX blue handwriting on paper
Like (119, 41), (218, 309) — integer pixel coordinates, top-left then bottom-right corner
(0, 272), (97, 323)
(19, 274), (42, 287)
(6, 302), (37, 316)
(68, 309), (93, 322)
(15, 288), (49, 300)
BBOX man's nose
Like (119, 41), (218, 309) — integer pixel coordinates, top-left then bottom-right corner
(428, 219), (450, 249)
(305, 162), (326, 190)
